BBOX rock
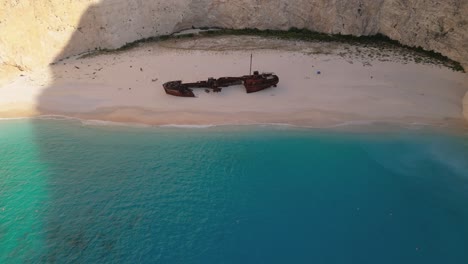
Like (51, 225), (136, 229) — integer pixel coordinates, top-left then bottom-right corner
(0, 0), (467, 71)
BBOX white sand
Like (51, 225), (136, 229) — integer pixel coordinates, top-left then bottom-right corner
(1, 37), (467, 127)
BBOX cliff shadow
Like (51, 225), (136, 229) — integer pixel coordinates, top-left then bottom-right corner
(27, 1), (210, 262)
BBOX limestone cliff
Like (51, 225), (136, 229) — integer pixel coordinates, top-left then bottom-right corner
(0, 0), (467, 70)
(0, 0), (191, 70)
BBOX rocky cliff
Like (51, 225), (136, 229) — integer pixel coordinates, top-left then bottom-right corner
(1, 0), (467, 71)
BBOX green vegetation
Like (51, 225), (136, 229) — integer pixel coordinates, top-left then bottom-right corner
(79, 27), (464, 72)
(80, 33), (195, 58)
(201, 28), (464, 72)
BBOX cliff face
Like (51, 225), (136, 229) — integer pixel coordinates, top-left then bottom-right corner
(0, 0), (191, 70)
(1, 0), (467, 70)
(379, 0), (468, 71)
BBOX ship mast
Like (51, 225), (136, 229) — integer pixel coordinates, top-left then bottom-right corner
(249, 53), (253, 75)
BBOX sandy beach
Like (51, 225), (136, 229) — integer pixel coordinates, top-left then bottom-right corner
(1, 36), (467, 127)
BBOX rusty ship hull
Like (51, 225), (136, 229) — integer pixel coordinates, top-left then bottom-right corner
(162, 71), (279, 97)
(244, 73), (279, 93)
(163, 81), (195, 97)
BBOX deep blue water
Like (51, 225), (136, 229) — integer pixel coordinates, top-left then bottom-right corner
(1, 119), (468, 263)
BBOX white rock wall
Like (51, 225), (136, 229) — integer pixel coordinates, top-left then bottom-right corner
(0, 0), (190, 70)
(380, 0), (468, 71)
(0, 0), (467, 70)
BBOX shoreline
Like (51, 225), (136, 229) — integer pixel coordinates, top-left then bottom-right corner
(1, 105), (467, 129)
(1, 36), (467, 131)
(2, 114), (467, 136)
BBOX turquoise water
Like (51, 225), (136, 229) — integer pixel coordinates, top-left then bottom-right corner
(1, 119), (468, 263)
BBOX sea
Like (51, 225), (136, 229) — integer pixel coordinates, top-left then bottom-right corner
(1, 118), (468, 263)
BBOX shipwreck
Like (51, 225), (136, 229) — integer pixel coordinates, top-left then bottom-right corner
(163, 55), (279, 97)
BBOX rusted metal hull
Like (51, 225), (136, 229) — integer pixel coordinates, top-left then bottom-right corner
(164, 87), (195, 97)
(163, 81), (195, 97)
(162, 71), (279, 97)
(244, 74), (279, 93)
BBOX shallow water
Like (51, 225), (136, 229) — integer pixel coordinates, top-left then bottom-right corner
(1, 119), (468, 263)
